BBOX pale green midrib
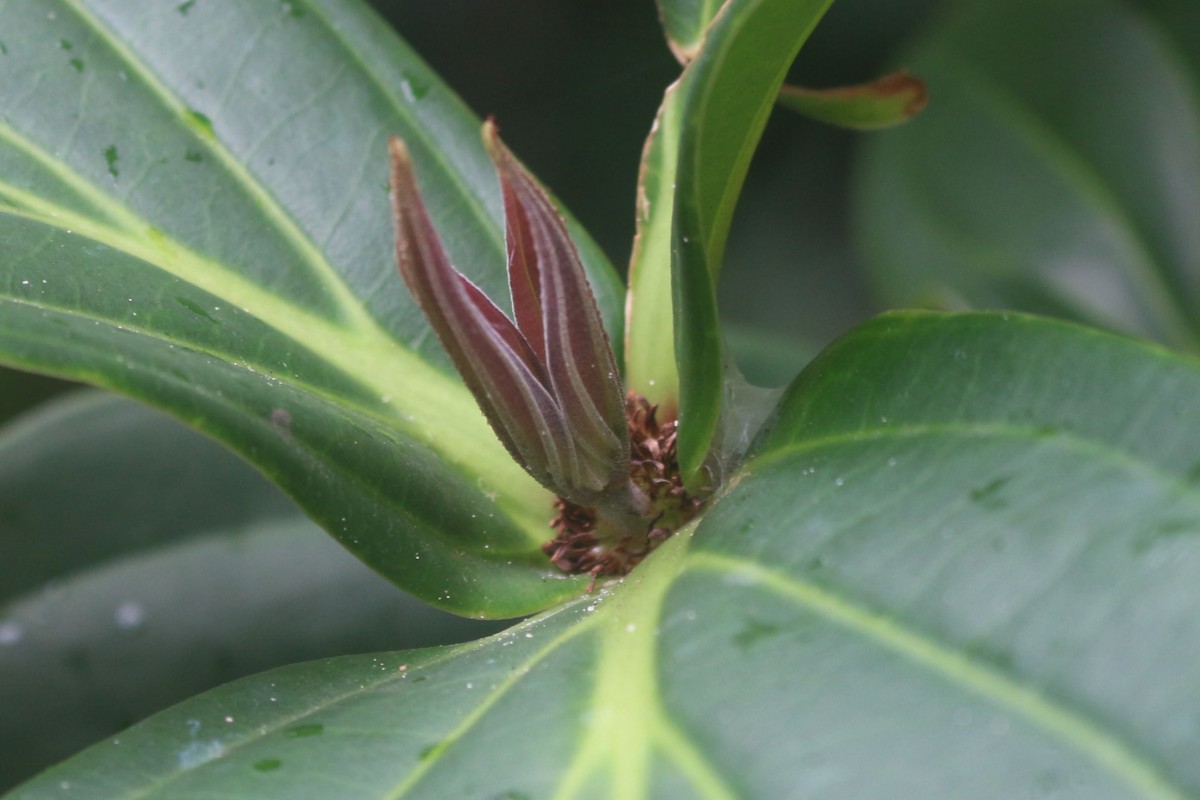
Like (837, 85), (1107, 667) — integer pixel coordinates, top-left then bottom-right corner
(119, 613), (606, 800)
(751, 420), (1200, 506)
(384, 606), (602, 799)
(0, 198), (551, 540)
(0, 285), (399, 438)
(0, 188), (428, 403)
(0, 121), (150, 237)
(936, 49), (1199, 346)
(686, 552), (1188, 800)
(653, 716), (739, 800)
(0, 112), (547, 534)
(548, 531), (739, 800)
(0, 260), (554, 543)
(59, 0), (379, 333)
(113, 645), (475, 800)
(0, 104), (382, 345)
(304, 0), (508, 257)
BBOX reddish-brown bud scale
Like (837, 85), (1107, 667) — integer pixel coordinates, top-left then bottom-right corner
(390, 124), (703, 584)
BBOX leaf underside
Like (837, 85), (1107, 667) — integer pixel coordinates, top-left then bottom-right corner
(18, 312), (1200, 799)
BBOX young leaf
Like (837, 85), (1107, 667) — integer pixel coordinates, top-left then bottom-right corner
(389, 129), (628, 508)
(669, 0), (835, 485)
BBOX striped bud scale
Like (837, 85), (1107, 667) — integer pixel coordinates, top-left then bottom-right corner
(388, 123), (629, 510)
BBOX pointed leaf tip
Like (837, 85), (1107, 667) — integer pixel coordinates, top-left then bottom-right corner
(388, 136), (573, 495)
(389, 129), (629, 506)
(483, 124), (630, 497)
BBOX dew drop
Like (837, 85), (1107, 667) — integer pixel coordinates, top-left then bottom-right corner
(0, 621), (23, 645)
(114, 601), (145, 630)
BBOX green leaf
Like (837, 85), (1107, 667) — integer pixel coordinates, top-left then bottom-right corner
(854, 0), (1200, 351)
(0, 0), (625, 615)
(625, 90), (685, 412)
(671, 0), (834, 484)
(20, 312), (1200, 798)
(654, 0), (725, 62)
(0, 392), (500, 790)
(0, 391), (294, 602)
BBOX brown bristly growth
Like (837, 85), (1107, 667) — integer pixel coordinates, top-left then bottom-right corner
(544, 391), (705, 589)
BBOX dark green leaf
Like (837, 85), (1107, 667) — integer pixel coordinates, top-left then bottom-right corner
(0, 392), (500, 790)
(854, 0), (1200, 350)
(672, 0), (835, 483)
(0, 391), (293, 602)
(0, 0), (625, 615)
(20, 313), (1200, 798)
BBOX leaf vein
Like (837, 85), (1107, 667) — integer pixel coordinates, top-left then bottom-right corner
(686, 551), (1188, 800)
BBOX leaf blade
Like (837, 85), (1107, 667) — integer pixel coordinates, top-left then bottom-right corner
(0, 0), (627, 614)
(20, 313), (1200, 798)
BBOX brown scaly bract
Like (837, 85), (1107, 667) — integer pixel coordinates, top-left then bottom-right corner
(544, 392), (705, 587)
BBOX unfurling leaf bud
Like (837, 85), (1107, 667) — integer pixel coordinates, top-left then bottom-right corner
(388, 124), (629, 510)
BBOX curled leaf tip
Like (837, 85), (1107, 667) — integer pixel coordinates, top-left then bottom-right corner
(779, 69), (929, 130)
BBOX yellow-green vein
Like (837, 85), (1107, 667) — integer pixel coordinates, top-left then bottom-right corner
(686, 551), (1187, 800)
(59, 0), (378, 332)
(384, 608), (603, 799)
(550, 529), (736, 800)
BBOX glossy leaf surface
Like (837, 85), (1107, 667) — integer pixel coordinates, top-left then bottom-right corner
(854, 0), (1200, 351)
(0, 0), (625, 615)
(671, 0), (834, 483)
(17, 313), (1200, 798)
